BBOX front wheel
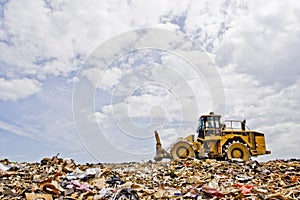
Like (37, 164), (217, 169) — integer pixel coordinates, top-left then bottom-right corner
(226, 142), (250, 161)
(171, 141), (195, 160)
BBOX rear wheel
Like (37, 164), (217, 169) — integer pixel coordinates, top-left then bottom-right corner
(171, 141), (195, 160)
(225, 142), (250, 161)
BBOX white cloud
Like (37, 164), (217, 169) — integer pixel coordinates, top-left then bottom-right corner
(101, 92), (181, 123)
(216, 1), (300, 85)
(0, 0), (188, 81)
(83, 67), (123, 89)
(0, 78), (41, 101)
(1, 1), (82, 79)
(95, 111), (107, 122)
(94, 59), (210, 126)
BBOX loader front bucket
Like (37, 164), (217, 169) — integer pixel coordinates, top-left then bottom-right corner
(154, 130), (171, 161)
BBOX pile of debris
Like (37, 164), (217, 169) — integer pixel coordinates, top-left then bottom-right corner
(0, 156), (299, 199)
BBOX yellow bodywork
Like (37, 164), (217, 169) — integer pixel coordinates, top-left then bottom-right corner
(154, 113), (271, 161)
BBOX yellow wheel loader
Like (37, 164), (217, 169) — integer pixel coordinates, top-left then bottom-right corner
(154, 112), (271, 161)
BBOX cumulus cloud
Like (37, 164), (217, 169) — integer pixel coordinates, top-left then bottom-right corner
(82, 67), (123, 89)
(216, 1), (300, 85)
(1, 0), (81, 79)
(0, 78), (41, 101)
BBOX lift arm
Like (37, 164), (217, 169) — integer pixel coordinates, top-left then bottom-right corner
(154, 130), (171, 161)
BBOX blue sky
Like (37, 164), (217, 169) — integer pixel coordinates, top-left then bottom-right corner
(0, 0), (299, 163)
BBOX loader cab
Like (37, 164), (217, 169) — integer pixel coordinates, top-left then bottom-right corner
(197, 112), (222, 138)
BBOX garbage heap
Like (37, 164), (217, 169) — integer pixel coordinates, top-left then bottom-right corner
(0, 156), (299, 199)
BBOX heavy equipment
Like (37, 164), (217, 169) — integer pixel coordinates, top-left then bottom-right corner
(154, 112), (271, 161)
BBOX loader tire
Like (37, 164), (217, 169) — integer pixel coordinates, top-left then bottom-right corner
(226, 142), (250, 161)
(171, 141), (195, 160)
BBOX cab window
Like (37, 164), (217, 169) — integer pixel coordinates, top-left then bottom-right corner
(205, 116), (221, 136)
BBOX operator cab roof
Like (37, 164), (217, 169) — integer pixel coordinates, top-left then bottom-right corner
(199, 112), (222, 120)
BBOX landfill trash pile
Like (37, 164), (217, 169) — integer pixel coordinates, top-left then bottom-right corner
(0, 156), (299, 199)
